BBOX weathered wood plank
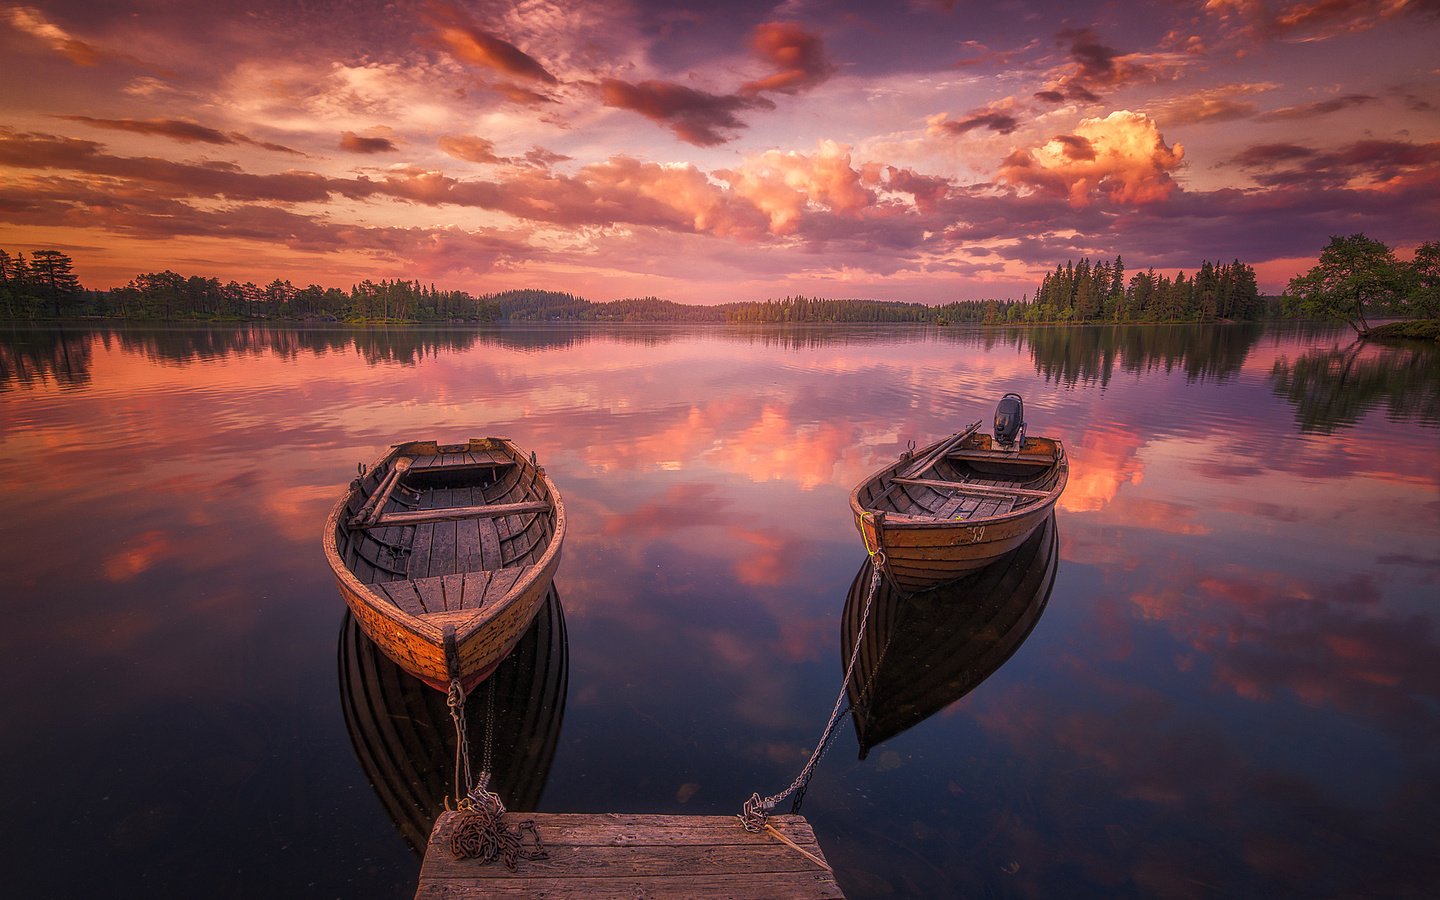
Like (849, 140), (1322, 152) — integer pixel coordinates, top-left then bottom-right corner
(364, 501), (551, 529)
(416, 813), (842, 899)
(408, 523), (435, 580)
(413, 577), (446, 614)
(481, 566), (527, 603)
(477, 518), (503, 570)
(460, 571), (492, 609)
(892, 476), (1052, 499)
(378, 581), (427, 616)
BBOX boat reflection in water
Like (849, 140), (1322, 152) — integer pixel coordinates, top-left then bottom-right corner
(843, 515), (1058, 759)
(337, 585), (568, 856)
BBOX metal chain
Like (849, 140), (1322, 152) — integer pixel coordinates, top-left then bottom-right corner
(740, 552), (886, 832)
(447, 679), (473, 804)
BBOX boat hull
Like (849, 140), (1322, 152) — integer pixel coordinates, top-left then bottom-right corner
(850, 430), (1066, 594)
(322, 437), (565, 692)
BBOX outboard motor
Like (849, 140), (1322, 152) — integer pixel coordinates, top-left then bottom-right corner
(994, 392), (1025, 448)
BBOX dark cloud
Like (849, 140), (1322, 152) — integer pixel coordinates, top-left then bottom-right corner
(1228, 143), (1318, 169)
(338, 132), (397, 154)
(57, 116), (302, 155)
(1037, 27), (1151, 103)
(939, 111), (1021, 136)
(1242, 139), (1440, 188)
(740, 21), (835, 95)
(1054, 134), (1096, 161)
(600, 78), (770, 146)
(1258, 93), (1378, 121)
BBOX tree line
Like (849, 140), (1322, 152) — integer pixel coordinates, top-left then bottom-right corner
(3, 238), (1435, 326)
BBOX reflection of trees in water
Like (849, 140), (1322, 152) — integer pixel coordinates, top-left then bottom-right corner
(1026, 323), (1264, 387)
(5, 322), (1290, 389)
(0, 326), (93, 390)
(1270, 341), (1440, 434)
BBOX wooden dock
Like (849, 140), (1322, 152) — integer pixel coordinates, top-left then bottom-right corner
(415, 812), (844, 898)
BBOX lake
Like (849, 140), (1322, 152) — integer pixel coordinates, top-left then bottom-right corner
(2, 321), (1437, 897)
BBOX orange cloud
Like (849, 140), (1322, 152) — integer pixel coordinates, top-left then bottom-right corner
(999, 110), (1185, 206)
(437, 134), (503, 164)
(423, 2), (557, 85)
(741, 21), (835, 95)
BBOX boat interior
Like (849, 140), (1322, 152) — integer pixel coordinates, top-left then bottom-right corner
(334, 446), (557, 615)
(865, 434), (1064, 522)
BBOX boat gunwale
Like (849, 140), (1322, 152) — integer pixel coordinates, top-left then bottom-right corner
(321, 437), (567, 646)
(848, 433), (1068, 532)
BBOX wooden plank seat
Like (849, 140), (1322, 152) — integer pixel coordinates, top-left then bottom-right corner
(376, 565), (537, 615)
(892, 477), (1052, 499)
(357, 500), (551, 529)
(407, 448), (514, 469)
(945, 449), (1054, 466)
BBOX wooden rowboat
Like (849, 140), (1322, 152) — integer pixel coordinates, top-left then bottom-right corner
(322, 437), (564, 692)
(338, 586), (567, 856)
(850, 396), (1066, 594)
(843, 513), (1057, 758)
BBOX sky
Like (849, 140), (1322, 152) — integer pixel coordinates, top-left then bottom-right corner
(1, 0), (1437, 304)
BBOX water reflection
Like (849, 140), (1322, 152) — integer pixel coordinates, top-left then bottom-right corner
(3, 321), (1436, 898)
(0, 325), (92, 389)
(1, 320), (1289, 391)
(1026, 323), (1264, 387)
(843, 515), (1058, 759)
(1270, 340), (1440, 433)
(337, 587), (567, 857)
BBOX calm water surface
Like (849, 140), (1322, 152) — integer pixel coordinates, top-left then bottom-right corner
(2, 322), (1437, 898)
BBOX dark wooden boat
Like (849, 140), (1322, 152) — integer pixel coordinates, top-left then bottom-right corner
(338, 586), (567, 857)
(323, 437), (564, 692)
(850, 394), (1066, 594)
(843, 513), (1057, 758)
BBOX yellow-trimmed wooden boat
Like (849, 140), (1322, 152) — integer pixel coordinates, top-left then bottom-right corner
(850, 394), (1066, 594)
(322, 437), (564, 692)
(843, 514), (1058, 758)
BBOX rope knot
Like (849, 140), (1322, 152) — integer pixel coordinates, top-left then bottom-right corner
(738, 792), (771, 833)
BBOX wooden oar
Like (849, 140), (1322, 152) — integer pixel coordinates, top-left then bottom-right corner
(351, 457), (412, 526)
(898, 420), (981, 479)
(360, 499), (550, 529)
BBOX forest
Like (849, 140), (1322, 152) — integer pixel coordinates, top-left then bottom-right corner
(1, 236), (1433, 326)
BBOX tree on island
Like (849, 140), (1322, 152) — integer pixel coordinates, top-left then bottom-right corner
(1408, 240), (1440, 320)
(1285, 234), (1406, 335)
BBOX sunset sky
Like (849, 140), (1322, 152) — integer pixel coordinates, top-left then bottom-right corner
(2, 0), (1437, 303)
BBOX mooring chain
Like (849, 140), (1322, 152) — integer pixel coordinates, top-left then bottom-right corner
(740, 553), (887, 833)
(445, 677), (549, 869)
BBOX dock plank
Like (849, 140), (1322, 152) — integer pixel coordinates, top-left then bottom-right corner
(416, 813), (843, 899)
